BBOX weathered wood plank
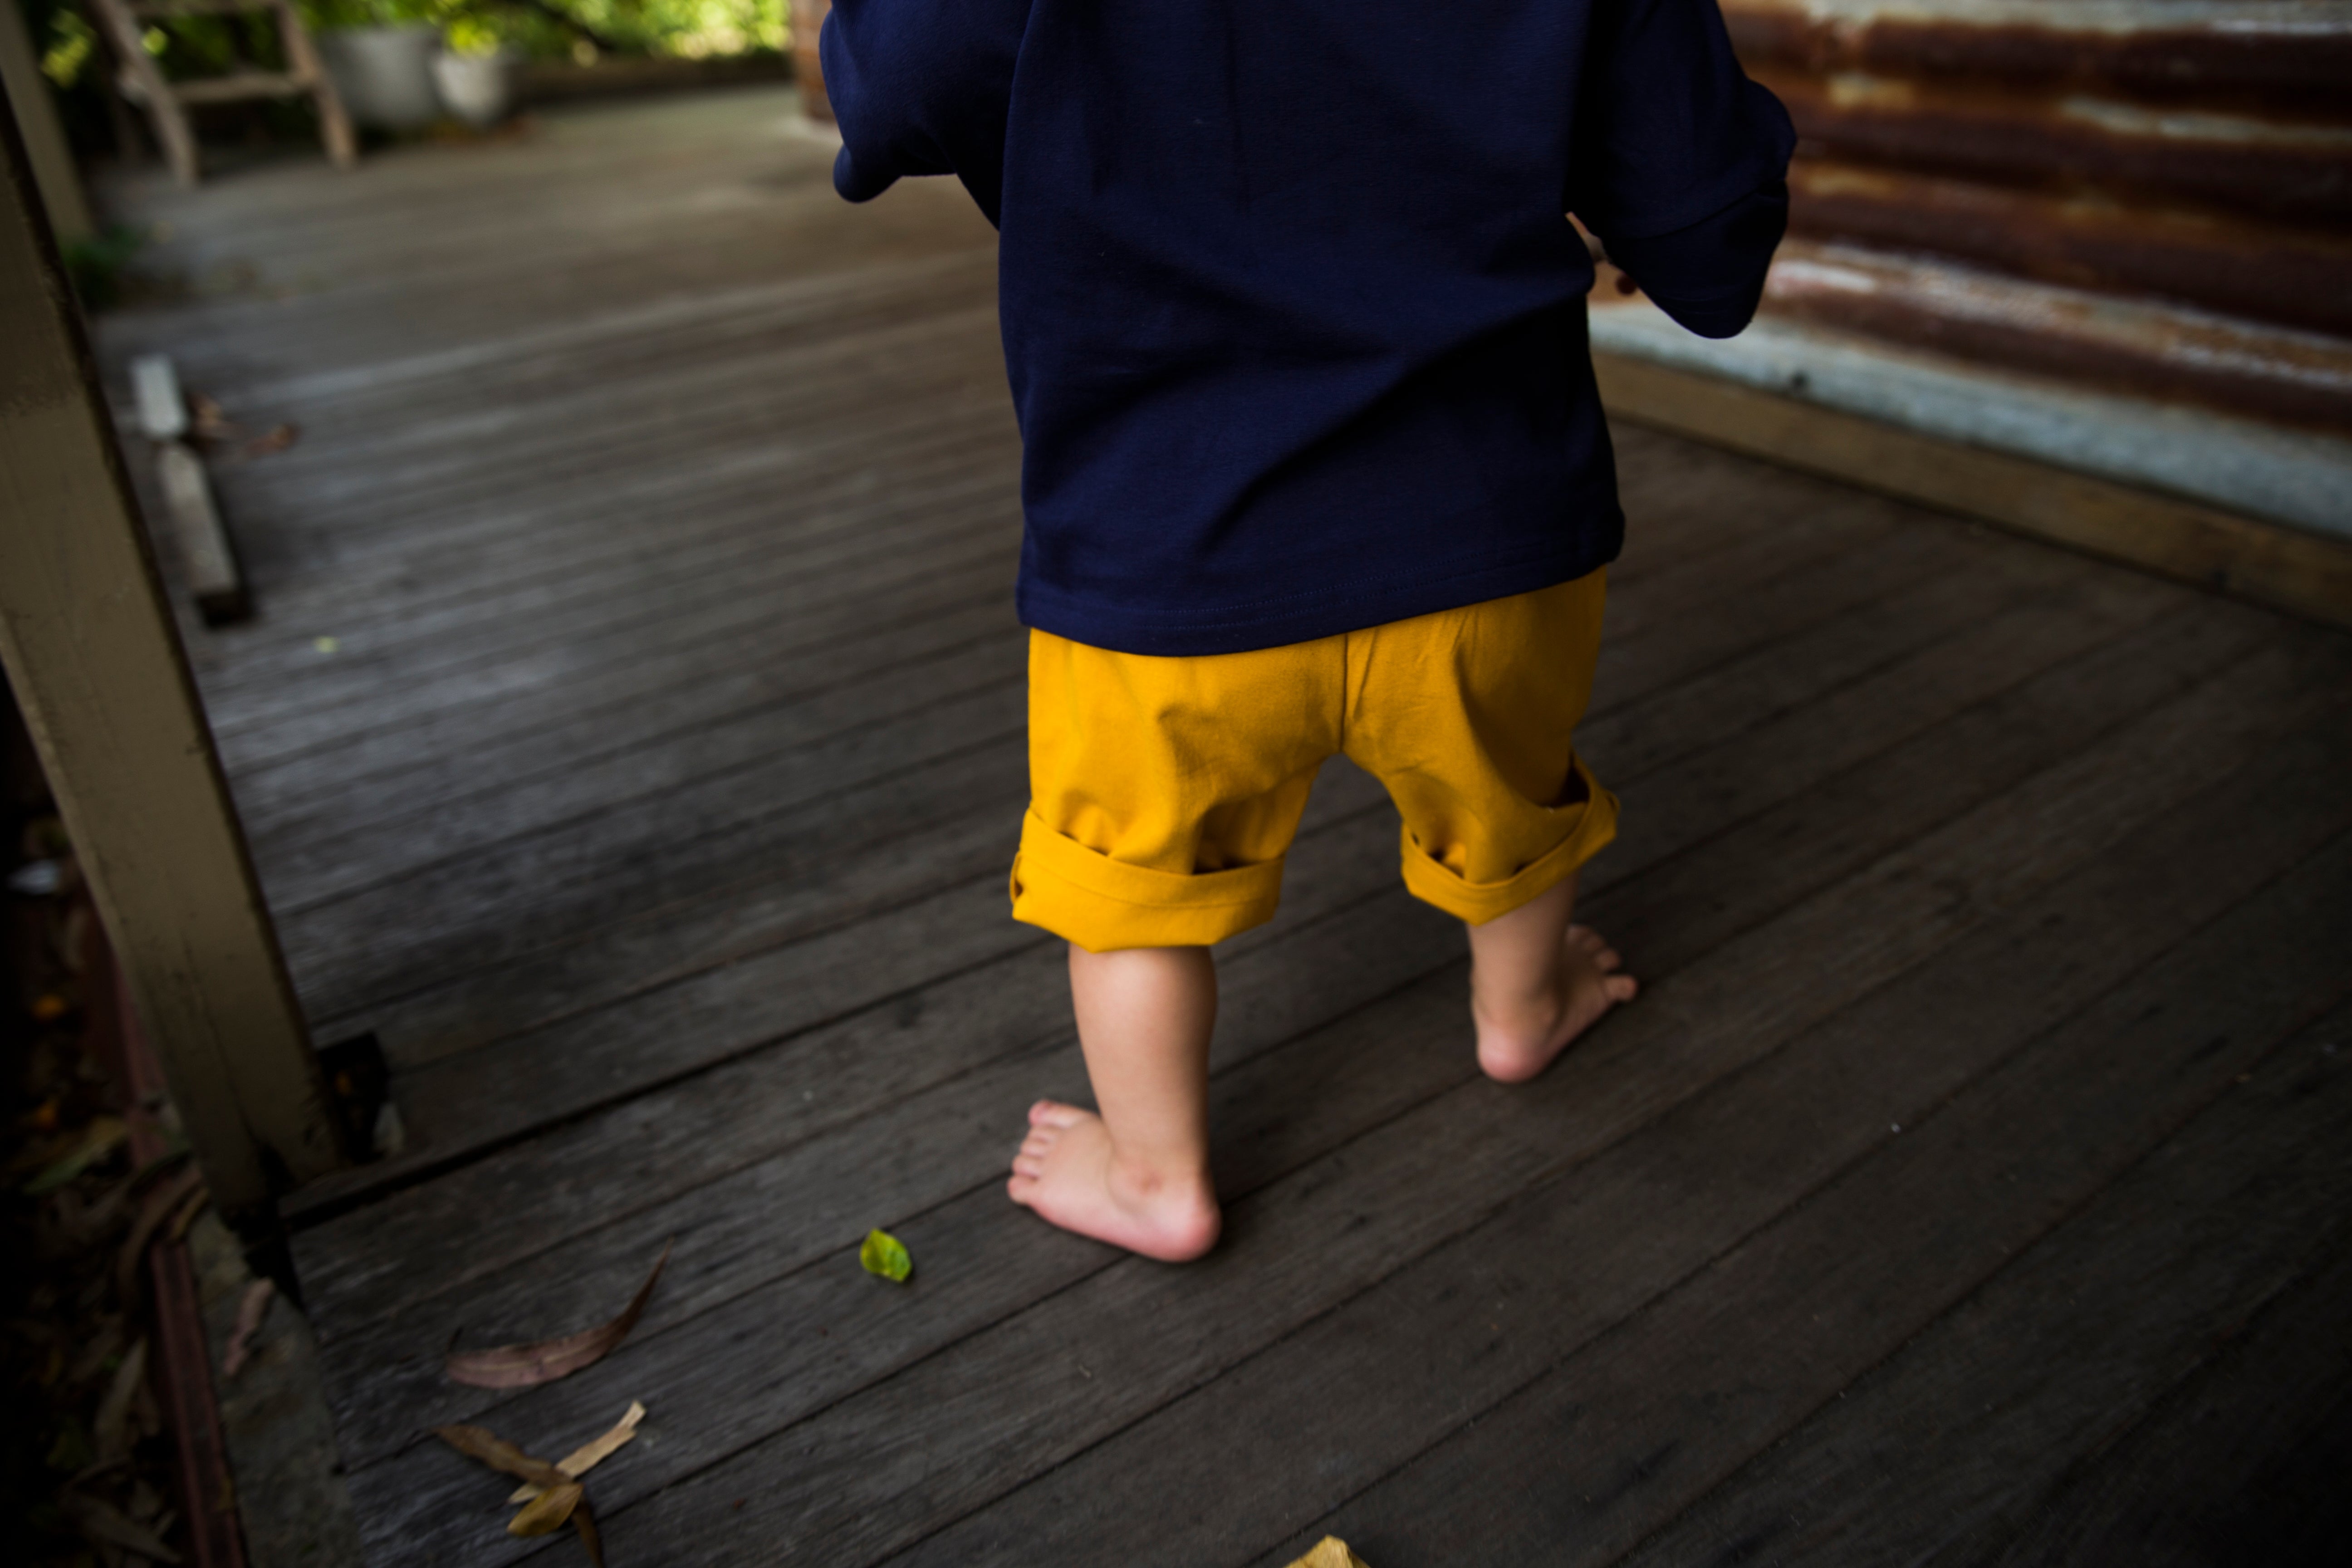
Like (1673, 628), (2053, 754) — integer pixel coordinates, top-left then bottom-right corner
(1953, 1235), (2352, 1568)
(1245, 868), (2352, 1568)
(196, 408), (1016, 704)
(263, 498), (1982, 922)
(300, 511), (2136, 1198)
(292, 540), (2223, 1337)
(1610, 1016), (2352, 1568)
(569, 632), (2352, 1568)
(179, 306), (1008, 643)
(234, 593), (1019, 861)
(358, 732), (2352, 1565)
(914, 755), (2352, 1568)
(212, 422), (1754, 825)
(270, 481), (1958, 1041)
(333, 610), (2345, 1563)
(256, 621), (1032, 913)
(199, 462), (1022, 762)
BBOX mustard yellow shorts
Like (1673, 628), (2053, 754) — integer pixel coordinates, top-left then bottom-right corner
(1010, 570), (1618, 952)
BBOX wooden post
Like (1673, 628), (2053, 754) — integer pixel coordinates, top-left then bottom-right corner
(0, 93), (343, 1226)
(0, 0), (94, 241)
(792, 0), (833, 122)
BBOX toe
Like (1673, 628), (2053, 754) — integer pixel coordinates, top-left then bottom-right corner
(1007, 1174), (1036, 1205)
(1029, 1100), (1086, 1129)
(1012, 1152), (1045, 1177)
(1606, 975), (1639, 1001)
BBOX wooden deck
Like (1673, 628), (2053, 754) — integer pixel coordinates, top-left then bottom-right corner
(94, 88), (2352, 1568)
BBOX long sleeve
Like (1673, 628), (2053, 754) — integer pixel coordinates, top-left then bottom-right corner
(820, 0), (1032, 225)
(1569, 0), (1795, 338)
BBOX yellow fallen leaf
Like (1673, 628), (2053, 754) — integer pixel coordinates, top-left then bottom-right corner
(508, 1480), (583, 1536)
(1284, 1539), (1371, 1568)
(860, 1228), (912, 1283)
(509, 1401), (646, 1503)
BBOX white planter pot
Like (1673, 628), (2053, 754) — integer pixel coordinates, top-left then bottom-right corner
(431, 51), (514, 128)
(317, 25), (444, 131)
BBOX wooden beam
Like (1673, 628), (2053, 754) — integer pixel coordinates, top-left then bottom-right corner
(0, 101), (342, 1222)
(0, 0), (93, 243)
(1593, 350), (2352, 633)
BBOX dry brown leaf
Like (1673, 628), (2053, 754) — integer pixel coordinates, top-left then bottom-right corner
(436, 1424), (604, 1566)
(115, 1166), (204, 1301)
(221, 1279), (274, 1380)
(508, 1481), (583, 1536)
(188, 392), (237, 441)
(242, 422), (299, 457)
(93, 1338), (149, 1466)
(23, 1115), (127, 1193)
(65, 1490), (182, 1563)
(446, 1240), (672, 1389)
(573, 1497), (608, 1568)
(509, 1401), (646, 1502)
(165, 1182), (209, 1244)
(433, 1424), (571, 1490)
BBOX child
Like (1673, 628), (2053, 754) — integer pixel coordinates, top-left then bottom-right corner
(823, 1), (1792, 1260)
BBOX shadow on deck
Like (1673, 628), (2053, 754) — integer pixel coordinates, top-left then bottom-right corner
(93, 87), (2352, 1568)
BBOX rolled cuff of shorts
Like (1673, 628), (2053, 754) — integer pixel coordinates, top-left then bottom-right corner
(1009, 809), (1287, 952)
(1398, 765), (1622, 926)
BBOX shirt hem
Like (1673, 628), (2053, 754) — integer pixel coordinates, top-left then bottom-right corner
(1016, 524), (1624, 657)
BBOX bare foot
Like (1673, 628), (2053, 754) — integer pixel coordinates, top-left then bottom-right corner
(1473, 923), (1638, 1083)
(1006, 1101), (1222, 1262)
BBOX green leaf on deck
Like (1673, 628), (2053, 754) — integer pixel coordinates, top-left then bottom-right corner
(860, 1229), (912, 1283)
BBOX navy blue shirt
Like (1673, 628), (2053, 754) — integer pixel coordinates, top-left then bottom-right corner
(824, 0), (1793, 655)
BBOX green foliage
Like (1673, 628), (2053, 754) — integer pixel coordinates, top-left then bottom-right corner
(16, 0), (791, 161)
(293, 0), (789, 62)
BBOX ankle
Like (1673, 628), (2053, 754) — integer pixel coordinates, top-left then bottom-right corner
(1107, 1146), (1214, 1205)
(1471, 971), (1564, 1046)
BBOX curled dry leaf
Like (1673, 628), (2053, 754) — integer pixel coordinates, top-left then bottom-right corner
(445, 1240), (673, 1389)
(93, 1338), (150, 1467)
(115, 1165), (204, 1301)
(573, 1498), (608, 1568)
(221, 1278), (275, 1380)
(243, 422), (299, 457)
(24, 1116), (127, 1194)
(436, 1424), (605, 1566)
(65, 1491), (183, 1564)
(188, 392), (237, 442)
(433, 1423), (570, 1490)
(509, 1400), (646, 1503)
(166, 1181), (210, 1244)
(508, 1481), (584, 1537)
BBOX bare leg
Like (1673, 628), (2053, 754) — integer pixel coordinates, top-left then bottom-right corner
(1007, 945), (1223, 1261)
(1468, 872), (1637, 1083)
